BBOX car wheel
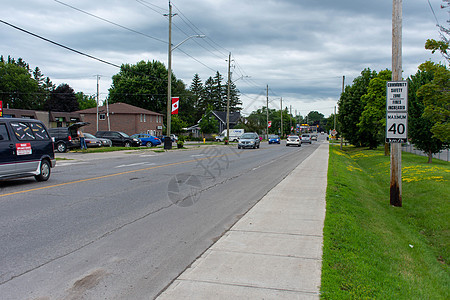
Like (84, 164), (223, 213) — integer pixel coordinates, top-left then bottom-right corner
(56, 142), (67, 153)
(146, 142), (153, 147)
(238, 146), (241, 149)
(298, 144), (301, 147)
(35, 159), (51, 181)
(124, 141), (131, 147)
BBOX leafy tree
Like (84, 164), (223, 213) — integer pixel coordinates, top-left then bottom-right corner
(416, 61), (450, 144)
(358, 70), (392, 149)
(0, 56), (41, 109)
(45, 83), (79, 112)
(198, 106), (218, 134)
(425, 1), (449, 62)
(338, 68), (377, 146)
(306, 111), (325, 127)
(170, 114), (188, 134)
(408, 62), (448, 163)
(76, 92), (97, 110)
(109, 60), (187, 116)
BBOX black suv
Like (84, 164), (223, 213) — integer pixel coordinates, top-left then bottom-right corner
(48, 122), (88, 152)
(95, 131), (141, 147)
(0, 118), (56, 181)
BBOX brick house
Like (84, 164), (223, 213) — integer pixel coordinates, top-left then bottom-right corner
(77, 102), (164, 136)
(2, 108), (82, 128)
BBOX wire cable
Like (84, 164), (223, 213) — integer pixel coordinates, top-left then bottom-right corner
(54, 0), (167, 44)
(0, 19), (122, 69)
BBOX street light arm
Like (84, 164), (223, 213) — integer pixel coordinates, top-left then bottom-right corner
(172, 34), (205, 51)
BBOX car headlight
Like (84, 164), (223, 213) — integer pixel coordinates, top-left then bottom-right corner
(133, 139), (139, 142)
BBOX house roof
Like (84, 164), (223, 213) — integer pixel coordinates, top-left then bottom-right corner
(77, 102), (163, 115)
(212, 111), (241, 124)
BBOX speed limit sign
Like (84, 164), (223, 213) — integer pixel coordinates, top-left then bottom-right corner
(386, 112), (407, 143)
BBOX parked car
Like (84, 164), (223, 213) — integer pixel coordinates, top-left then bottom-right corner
(80, 133), (104, 148)
(238, 132), (260, 149)
(131, 134), (161, 147)
(84, 133), (112, 147)
(268, 134), (280, 144)
(286, 135), (301, 147)
(301, 134), (312, 144)
(158, 135), (177, 143)
(47, 122), (89, 152)
(95, 131), (141, 147)
(0, 118), (56, 181)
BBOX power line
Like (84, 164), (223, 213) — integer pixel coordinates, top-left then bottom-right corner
(0, 19), (122, 69)
(54, 0), (167, 44)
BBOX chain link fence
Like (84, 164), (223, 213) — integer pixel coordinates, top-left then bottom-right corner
(402, 144), (449, 162)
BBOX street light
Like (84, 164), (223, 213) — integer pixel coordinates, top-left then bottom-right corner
(226, 73), (249, 143)
(165, 3), (204, 149)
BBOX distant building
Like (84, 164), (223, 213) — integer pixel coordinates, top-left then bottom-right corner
(185, 110), (241, 138)
(77, 102), (164, 136)
(2, 108), (81, 128)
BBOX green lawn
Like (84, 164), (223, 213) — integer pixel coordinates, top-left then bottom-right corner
(321, 145), (449, 299)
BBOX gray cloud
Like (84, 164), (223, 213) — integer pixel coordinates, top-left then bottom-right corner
(1, 0), (447, 117)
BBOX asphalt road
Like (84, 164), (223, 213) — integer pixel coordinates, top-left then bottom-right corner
(0, 138), (323, 299)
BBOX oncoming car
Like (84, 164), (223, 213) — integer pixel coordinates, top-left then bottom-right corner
(268, 134), (280, 144)
(238, 132), (260, 149)
(286, 135), (301, 147)
(0, 118), (56, 181)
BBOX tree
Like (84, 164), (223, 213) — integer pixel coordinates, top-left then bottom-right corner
(109, 60), (187, 116)
(45, 83), (79, 112)
(170, 114), (188, 134)
(0, 56), (41, 110)
(338, 68), (377, 146)
(198, 106), (218, 134)
(425, 1), (449, 62)
(76, 92), (97, 110)
(409, 61), (448, 163)
(358, 70), (392, 149)
(189, 73), (205, 121)
(416, 61), (450, 144)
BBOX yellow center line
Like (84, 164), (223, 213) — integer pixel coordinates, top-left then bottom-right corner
(0, 152), (243, 198)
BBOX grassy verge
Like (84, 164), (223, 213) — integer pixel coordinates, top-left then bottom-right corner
(321, 145), (449, 299)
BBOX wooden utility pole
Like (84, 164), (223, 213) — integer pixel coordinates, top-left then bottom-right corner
(391, 0), (403, 207)
(166, 1), (174, 147)
(340, 75), (345, 149)
(266, 85), (269, 139)
(226, 52), (231, 144)
(280, 97), (283, 138)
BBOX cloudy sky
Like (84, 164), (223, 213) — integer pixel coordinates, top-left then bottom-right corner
(1, 0), (448, 117)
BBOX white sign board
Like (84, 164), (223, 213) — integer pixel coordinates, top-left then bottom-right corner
(386, 81), (408, 143)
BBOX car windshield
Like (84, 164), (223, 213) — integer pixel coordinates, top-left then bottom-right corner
(84, 133), (95, 139)
(269, 135), (278, 139)
(119, 132), (130, 137)
(289, 135), (299, 139)
(240, 133), (256, 139)
(302, 134), (310, 137)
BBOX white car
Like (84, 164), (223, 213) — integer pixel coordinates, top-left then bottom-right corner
(286, 135), (301, 147)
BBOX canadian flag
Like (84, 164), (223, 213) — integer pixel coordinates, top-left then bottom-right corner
(171, 97), (179, 114)
(268, 121), (272, 128)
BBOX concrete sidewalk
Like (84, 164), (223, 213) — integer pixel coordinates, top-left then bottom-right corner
(158, 143), (329, 299)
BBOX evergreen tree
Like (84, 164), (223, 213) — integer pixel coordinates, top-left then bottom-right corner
(45, 83), (79, 112)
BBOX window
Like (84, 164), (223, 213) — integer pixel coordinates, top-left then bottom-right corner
(140, 114), (146, 122)
(30, 122), (50, 140)
(0, 124), (10, 141)
(99, 114), (106, 120)
(11, 122), (35, 141)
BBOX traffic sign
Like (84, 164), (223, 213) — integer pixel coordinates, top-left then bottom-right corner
(331, 129), (337, 136)
(386, 81), (408, 143)
(386, 112), (407, 143)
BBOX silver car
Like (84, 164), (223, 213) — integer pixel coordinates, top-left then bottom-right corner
(238, 132), (260, 149)
(286, 135), (301, 147)
(301, 134), (312, 144)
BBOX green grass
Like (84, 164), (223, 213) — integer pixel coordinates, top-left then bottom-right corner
(321, 145), (449, 299)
